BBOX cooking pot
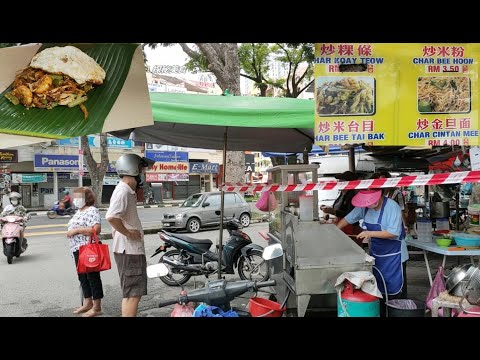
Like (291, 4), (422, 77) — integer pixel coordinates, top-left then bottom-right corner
(430, 201), (450, 219)
(446, 264), (473, 294)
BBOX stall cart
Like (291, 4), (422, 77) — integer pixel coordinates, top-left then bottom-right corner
(265, 165), (373, 317)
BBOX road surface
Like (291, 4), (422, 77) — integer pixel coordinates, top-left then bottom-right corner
(0, 214), (269, 317)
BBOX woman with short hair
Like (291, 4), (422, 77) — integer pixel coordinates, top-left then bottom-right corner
(66, 187), (103, 317)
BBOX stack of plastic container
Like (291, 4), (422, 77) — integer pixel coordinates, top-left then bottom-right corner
(416, 219), (433, 242)
(435, 218), (450, 231)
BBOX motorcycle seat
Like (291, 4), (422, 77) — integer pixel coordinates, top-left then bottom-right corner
(169, 233), (213, 246)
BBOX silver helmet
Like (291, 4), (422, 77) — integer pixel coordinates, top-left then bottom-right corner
(8, 191), (22, 200)
(115, 154), (154, 177)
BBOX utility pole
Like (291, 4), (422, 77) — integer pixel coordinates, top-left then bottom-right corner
(78, 136), (83, 187)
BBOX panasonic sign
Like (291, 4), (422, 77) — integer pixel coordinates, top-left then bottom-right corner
(34, 154), (81, 172)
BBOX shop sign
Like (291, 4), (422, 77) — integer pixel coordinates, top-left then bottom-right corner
(145, 150), (189, 163)
(56, 136), (133, 149)
(314, 43), (479, 146)
(149, 162), (189, 173)
(189, 162), (219, 173)
(0, 149), (18, 163)
(397, 44), (478, 146)
(12, 173), (47, 184)
(146, 173), (189, 182)
(245, 154), (255, 172)
(103, 174), (120, 185)
(34, 154), (80, 172)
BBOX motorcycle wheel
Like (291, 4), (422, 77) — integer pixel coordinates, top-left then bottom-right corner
(47, 211), (57, 219)
(6, 243), (14, 264)
(159, 250), (192, 286)
(237, 249), (270, 282)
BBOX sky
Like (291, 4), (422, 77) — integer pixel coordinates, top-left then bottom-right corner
(143, 44), (191, 67)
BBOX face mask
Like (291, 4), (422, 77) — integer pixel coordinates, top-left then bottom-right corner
(11, 199), (18, 206)
(135, 173), (145, 190)
(73, 197), (85, 208)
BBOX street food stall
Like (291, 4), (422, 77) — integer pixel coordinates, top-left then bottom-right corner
(265, 164), (373, 317)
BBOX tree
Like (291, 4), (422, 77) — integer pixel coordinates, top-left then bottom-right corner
(238, 43), (272, 97)
(269, 43), (314, 98)
(145, 43), (245, 183)
(81, 134), (109, 204)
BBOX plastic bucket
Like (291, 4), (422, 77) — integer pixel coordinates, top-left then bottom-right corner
(248, 297), (286, 318)
(468, 205), (480, 226)
(386, 299), (425, 317)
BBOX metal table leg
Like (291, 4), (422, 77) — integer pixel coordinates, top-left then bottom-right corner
(442, 255), (447, 268)
(423, 250), (433, 286)
(296, 295), (311, 318)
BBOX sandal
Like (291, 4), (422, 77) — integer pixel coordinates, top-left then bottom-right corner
(73, 306), (93, 314)
(82, 309), (103, 317)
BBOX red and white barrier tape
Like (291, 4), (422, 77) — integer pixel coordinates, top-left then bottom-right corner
(223, 171), (480, 193)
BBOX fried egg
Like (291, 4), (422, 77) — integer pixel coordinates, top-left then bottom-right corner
(30, 46), (106, 85)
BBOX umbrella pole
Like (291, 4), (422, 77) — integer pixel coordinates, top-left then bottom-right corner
(218, 127), (228, 279)
(348, 147), (356, 173)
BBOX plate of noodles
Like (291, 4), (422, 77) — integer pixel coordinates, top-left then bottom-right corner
(417, 76), (471, 114)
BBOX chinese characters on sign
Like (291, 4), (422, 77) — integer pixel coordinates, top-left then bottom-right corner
(314, 43), (394, 146)
(314, 43), (479, 146)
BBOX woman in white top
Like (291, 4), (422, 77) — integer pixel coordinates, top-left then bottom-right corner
(66, 187), (103, 317)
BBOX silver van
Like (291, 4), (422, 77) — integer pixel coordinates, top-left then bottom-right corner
(161, 192), (251, 233)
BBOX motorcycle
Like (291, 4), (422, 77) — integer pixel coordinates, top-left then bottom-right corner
(1, 215), (28, 264)
(151, 211), (269, 286)
(144, 188), (156, 205)
(147, 244), (284, 317)
(47, 201), (77, 219)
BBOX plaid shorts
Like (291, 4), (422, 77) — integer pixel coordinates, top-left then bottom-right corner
(114, 252), (147, 298)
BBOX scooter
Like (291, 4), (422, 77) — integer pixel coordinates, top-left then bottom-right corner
(147, 244), (284, 317)
(151, 211), (268, 286)
(47, 201), (77, 219)
(1, 215), (28, 264)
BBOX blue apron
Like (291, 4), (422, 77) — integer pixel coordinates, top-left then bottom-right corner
(365, 197), (404, 296)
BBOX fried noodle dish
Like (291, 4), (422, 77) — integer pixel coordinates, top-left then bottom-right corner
(316, 77), (374, 116)
(417, 77), (470, 113)
(4, 46), (106, 120)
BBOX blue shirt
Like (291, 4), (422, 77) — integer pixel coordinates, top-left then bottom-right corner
(344, 198), (409, 262)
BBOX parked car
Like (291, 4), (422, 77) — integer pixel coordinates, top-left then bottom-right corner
(161, 191), (251, 233)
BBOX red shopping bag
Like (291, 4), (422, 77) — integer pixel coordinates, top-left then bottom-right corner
(77, 228), (111, 274)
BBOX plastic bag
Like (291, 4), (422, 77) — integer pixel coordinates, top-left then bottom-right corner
(426, 266), (447, 316)
(256, 191), (277, 212)
(386, 299), (418, 310)
(193, 305), (239, 317)
(171, 303), (194, 317)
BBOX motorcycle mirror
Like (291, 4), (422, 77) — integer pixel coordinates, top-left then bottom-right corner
(147, 263), (169, 278)
(262, 244), (283, 260)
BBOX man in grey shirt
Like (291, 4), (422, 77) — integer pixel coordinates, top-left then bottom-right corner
(106, 154), (154, 317)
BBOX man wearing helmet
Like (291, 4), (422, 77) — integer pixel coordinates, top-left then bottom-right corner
(1, 192), (29, 251)
(106, 154), (154, 317)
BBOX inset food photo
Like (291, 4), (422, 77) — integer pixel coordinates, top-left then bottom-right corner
(0, 43), (153, 145)
(417, 76), (471, 114)
(316, 76), (375, 116)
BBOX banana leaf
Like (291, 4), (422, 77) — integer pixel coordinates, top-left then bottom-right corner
(0, 43), (139, 139)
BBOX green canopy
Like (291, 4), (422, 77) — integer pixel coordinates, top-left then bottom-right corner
(118, 92), (315, 152)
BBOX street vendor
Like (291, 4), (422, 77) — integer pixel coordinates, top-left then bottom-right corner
(321, 171), (362, 242)
(336, 189), (406, 315)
